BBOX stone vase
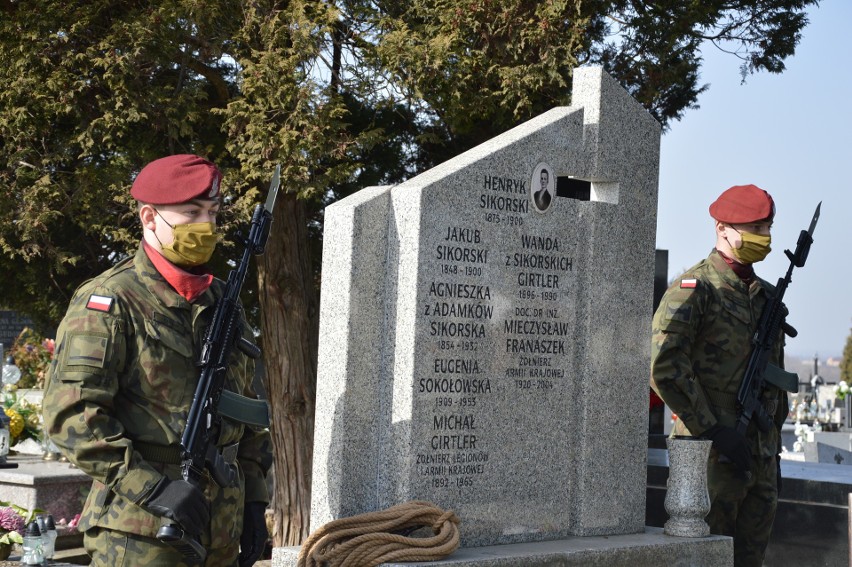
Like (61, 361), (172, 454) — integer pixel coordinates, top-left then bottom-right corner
(664, 436), (712, 537)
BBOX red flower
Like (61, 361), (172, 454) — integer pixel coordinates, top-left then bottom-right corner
(649, 389), (664, 410)
(68, 514), (81, 528)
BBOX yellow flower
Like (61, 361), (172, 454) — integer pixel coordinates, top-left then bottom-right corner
(25, 413), (40, 430)
(3, 409), (23, 439)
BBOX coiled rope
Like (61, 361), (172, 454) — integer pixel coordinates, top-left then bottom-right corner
(297, 500), (461, 567)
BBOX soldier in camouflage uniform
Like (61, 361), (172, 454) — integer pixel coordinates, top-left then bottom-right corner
(651, 184), (790, 567)
(43, 155), (273, 566)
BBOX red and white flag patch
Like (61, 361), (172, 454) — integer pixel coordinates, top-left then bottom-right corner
(680, 278), (698, 289)
(86, 294), (113, 312)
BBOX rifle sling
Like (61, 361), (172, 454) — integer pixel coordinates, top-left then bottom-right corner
(219, 389), (271, 427)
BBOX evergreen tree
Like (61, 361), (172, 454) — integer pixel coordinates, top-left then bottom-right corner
(842, 329), (852, 384)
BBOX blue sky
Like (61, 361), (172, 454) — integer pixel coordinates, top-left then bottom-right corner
(656, 1), (851, 359)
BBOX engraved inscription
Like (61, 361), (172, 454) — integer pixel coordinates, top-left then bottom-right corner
(419, 177), (579, 494)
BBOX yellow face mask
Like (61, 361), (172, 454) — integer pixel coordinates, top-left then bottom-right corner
(731, 230), (771, 264)
(156, 213), (218, 267)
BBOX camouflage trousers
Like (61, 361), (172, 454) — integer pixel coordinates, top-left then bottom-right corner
(84, 527), (240, 567)
(706, 450), (778, 567)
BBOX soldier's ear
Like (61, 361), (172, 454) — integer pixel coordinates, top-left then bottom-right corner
(139, 203), (158, 231)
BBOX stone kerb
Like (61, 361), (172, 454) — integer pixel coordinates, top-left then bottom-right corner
(309, 66), (661, 549)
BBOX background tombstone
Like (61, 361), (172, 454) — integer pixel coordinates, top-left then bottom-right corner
(274, 67), (732, 564)
(0, 310), (34, 351)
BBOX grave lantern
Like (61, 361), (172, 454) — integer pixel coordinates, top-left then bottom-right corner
(1, 355), (21, 387)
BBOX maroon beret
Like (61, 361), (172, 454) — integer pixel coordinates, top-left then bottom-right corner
(709, 184), (775, 224)
(131, 154), (221, 205)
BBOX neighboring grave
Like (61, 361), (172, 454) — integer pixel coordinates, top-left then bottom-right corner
(0, 455), (89, 525)
(802, 441), (852, 465)
(0, 309), (33, 351)
(274, 67), (732, 565)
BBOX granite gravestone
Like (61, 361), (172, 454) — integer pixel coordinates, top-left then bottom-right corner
(274, 65), (733, 567)
(0, 310), (33, 352)
(302, 67), (661, 550)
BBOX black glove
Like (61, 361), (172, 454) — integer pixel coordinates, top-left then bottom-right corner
(143, 478), (210, 536)
(776, 454), (782, 493)
(704, 425), (751, 473)
(238, 501), (269, 567)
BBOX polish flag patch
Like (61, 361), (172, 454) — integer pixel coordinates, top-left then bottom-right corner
(86, 294), (113, 312)
(680, 278), (698, 289)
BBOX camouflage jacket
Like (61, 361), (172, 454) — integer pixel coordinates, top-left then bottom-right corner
(650, 249), (788, 458)
(43, 244), (272, 546)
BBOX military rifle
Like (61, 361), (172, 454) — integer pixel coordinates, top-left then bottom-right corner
(734, 202), (821, 439)
(156, 165), (280, 563)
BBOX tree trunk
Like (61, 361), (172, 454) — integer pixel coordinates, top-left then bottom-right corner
(258, 191), (319, 546)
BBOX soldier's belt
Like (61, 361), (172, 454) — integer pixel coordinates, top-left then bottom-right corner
(705, 389), (738, 412)
(135, 441), (240, 466)
(135, 442), (182, 465)
(705, 389), (781, 421)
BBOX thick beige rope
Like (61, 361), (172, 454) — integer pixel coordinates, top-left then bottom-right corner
(297, 500), (461, 567)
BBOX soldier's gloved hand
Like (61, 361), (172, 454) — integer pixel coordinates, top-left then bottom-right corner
(705, 425), (751, 472)
(143, 478), (210, 536)
(238, 501), (268, 567)
(776, 454), (782, 493)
